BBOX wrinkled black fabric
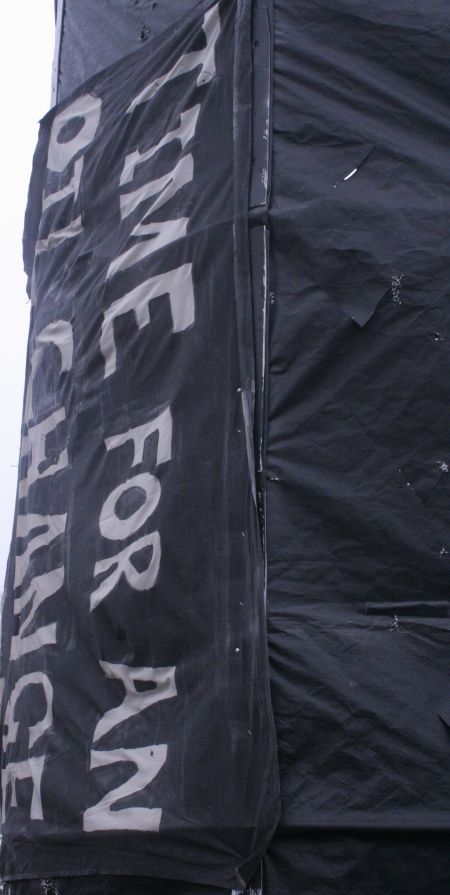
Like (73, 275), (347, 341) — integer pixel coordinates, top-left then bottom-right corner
(56, 0), (199, 102)
(5, 877), (225, 895)
(5, 0), (450, 892)
(264, 0), (450, 891)
(264, 830), (450, 895)
(1, 1), (278, 890)
(6, 879), (225, 895)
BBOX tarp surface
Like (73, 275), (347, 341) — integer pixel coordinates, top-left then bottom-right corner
(56, 0), (197, 102)
(265, 0), (450, 891)
(1, 2), (279, 889)
(3, 0), (450, 893)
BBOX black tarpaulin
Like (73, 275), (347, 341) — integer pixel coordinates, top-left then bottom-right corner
(1, 2), (279, 890)
(264, 0), (450, 891)
(2, 0), (450, 893)
(54, 0), (201, 103)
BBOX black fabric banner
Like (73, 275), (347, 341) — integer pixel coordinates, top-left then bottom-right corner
(55, 0), (198, 104)
(264, 0), (450, 892)
(1, 2), (279, 889)
(4, 0), (450, 893)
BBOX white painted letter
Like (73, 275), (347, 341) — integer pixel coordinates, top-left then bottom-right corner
(38, 93), (102, 254)
(99, 473), (161, 542)
(105, 406), (172, 469)
(93, 664), (176, 742)
(24, 320), (73, 424)
(120, 106), (200, 187)
(10, 568), (63, 659)
(83, 744), (167, 832)
(90, 532), (161, 610)
(119, 153), (193, 221)
(19, 407), (68, 498)
(47, 94), (102, 173)
(106, 217), (188, 280)
(14, 513), (67, 589)
(127, 5), (220, 112)
(3, 673), (53, 751)
(2, 673), (53, 822)
(101, 264), (195, 378)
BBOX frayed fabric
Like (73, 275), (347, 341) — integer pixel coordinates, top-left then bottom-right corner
(5, 879), (228, 895)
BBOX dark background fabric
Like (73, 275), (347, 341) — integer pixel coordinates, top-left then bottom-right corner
(56, 0), (200, 102)
(264, 0), (450, 890)
(6, 879), (225, 895)
(6, 877), (225, 895)
(2, 2), (278, 890)
(5, 0), (450, 892)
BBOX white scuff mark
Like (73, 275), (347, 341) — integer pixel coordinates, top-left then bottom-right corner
(334, 166), (359, 188)
(240, 387), (257, 506)
(433, 332), (444, 342)
(440, 547), (449, 557)
(263, 86), (271, 144)
(259, 228), (268, 473)
(437, 460), (449, 473)
(391, 273), (403, 304)
(389, 614), (399, 632)
(261, 166), (268, 190)
(41, 883), (58, 895)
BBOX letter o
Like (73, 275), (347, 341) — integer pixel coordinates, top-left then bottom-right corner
(99, 473), (161, 541)
(47, 94), (102, 173)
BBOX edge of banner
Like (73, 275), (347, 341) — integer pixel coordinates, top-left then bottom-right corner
(51, 0), (65, 106)
(232, 0), (277, 891)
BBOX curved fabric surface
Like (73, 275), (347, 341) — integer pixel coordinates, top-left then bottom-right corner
(264, 0), (450, 891)
(3, 0), (450, 893)
(0, 2), (279, 889)
(56, 0), (200, 102)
